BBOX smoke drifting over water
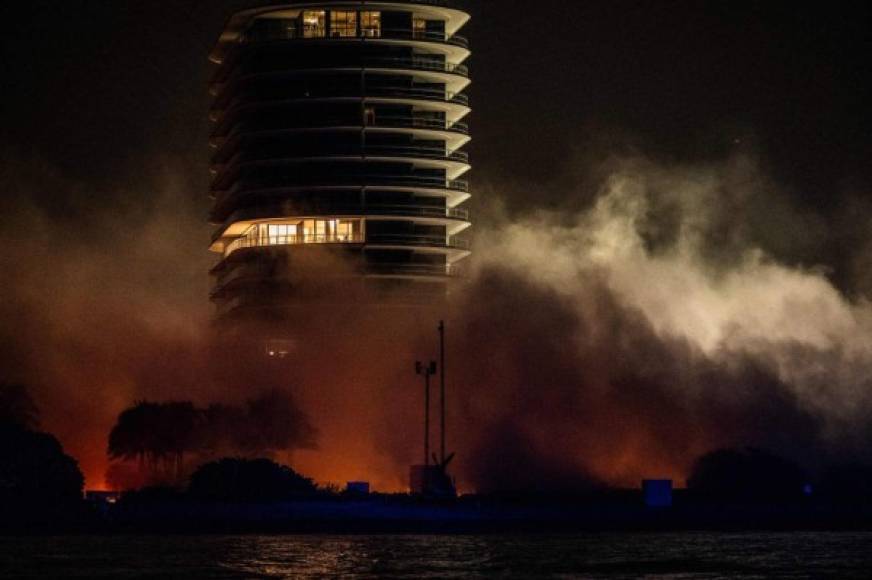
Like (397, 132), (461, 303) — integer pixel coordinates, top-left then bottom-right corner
(3, 146), (872, 491)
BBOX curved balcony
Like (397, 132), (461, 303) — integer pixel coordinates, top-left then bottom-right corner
(214, 175), (469, 199)
(212, 154), (469, 193)
(364, 262), (467, 278)
(212, 143), (469, 172)
(211, 86), (470, 118)
(217, 231), (468, 260)
(366, 234), (469, 251)
(210, 96), (470, 137)
(213, 55), (469, 91)
(211, 116), (469, 144)
(209, 2), (471, 317)
(236, 26), (469, 50)
(212, 203), (469, 230)
(224, 232), (365, 258)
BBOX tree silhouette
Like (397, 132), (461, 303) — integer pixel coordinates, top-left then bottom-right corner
(108, 401), (159, 466)
(107, 390), (317, 489)
(108, 401), (199, 479)
(188, 458), (317, 502)
(154, 402), (200, 477)
(0, 423), (84, 519)
(688, 447), (808, 502)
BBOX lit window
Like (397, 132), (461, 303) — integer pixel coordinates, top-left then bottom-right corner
(337, 220), (354, 241)
(361, 11), (381, 37)
(268, 223), (299, 244)
(413, 18), (427, 39)
(302, 11), (326, 38)
(330, 11), (357, 38)
(364, 107), (376, 125)
(224, 219), (363, 256)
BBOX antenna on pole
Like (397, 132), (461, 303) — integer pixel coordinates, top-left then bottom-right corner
(416, 360), (437, 467)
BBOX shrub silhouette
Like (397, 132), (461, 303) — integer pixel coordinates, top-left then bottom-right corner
(188, 458), (317, 502)
(818, 462), (872, 504)
(687, 447), (808, 502)
(107, 390), (317, 488)
(0, 423), (84, 519)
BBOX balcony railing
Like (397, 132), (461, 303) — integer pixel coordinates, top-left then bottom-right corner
(211, 150), (468, 191)
(361, 204), (469, 220)
(211, 116), (469, 142)
(377, 116), (469, 133)
(214, 57), (468, 88)
(212, 202), (469, 227)
(364, 263), (464, 277)
(225, 233), (365, 257)
(213, 144), (469, 174)
(214, 176), (469, 199)
(212, 86), (469, 117)
(237, 26), (468, 49)
(222, 232), (467, 258)
(361, 56), (469, 76)
(367, 234), (470, 250)
(221, 232), (469, 260)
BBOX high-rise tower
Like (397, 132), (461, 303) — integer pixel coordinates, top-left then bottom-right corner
(208, 1), (472, 327)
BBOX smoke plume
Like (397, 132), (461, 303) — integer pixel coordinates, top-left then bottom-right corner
(451, 151), (872, 489)
(2, 144), (872, 492)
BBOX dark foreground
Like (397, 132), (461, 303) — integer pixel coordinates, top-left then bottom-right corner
(105, 496), (872, 534)
(2, 532), (872, 578)
(9, 492), (872, 535)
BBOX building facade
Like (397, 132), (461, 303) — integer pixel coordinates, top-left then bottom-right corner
(208, 1), (472, 327)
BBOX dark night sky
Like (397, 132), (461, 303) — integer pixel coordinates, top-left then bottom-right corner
(1, 0), (870, 254)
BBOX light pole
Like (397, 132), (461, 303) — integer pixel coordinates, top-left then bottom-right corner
(416, 360), (437, 466)
(438, 320), (446, 464)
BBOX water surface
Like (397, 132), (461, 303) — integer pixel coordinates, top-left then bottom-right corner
(2, 532), (871, 578)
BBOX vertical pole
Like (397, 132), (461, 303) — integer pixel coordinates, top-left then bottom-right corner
(424, 371), (430, 466)
(359, 53), (367, 220)
(439, 320), (446, 464)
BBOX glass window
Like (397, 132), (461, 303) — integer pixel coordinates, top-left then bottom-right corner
(224, 219), (363, 256)
(302, 10), (326, 38)
(330, 11), (357, 38)
(361, 11), (381, 37)
(337, 220), (354, 241)
(413, 18), (427, 39)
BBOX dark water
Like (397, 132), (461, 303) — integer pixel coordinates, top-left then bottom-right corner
(1, 533), (872, 578)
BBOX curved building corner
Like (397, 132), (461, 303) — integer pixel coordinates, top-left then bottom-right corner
(207, 0), (472, 332)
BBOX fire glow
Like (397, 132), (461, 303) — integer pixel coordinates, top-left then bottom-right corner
(3, 152), (872, 492)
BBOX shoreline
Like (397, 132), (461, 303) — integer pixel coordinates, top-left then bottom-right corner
(6, 497), (872, 535)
